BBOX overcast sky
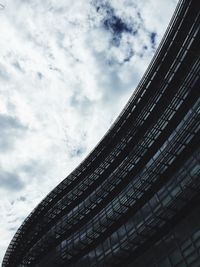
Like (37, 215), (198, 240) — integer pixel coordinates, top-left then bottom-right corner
(0, 0), (178, 263)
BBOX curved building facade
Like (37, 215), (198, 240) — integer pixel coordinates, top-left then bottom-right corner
(3, 0), (200, 266)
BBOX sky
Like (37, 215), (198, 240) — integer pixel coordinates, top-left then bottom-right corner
(0, 0), (178, 263)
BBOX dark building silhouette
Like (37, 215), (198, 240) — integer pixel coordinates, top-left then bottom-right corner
(3, 0), (200, 266)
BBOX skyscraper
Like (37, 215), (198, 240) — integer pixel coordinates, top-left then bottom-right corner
(3, 0), (200, 266)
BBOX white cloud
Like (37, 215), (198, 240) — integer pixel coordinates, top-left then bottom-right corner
(0, 0), (178, 263)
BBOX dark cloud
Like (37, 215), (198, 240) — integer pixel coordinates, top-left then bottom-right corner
(104, 15), (131, 34)
(93, 1), (139, 47)
(150, 32), (157, 48)
(0, 170), (25, 191)
(19, 196), (26, 201)
(90, 0), (155, 67)
(69, 146), (86, 158)
(37, 72), (43, 80)
(0, 114), (28, 152)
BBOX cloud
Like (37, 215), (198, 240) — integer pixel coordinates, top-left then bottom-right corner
(95, 2), (135, 47)
(0, 114), (26, 129)
(12, 61), (25, 73)
(0, 114), (28, 152)
(149, 32), (157, 49)
(0, 64), (10, 81)
(0, 170), (24, 191)
(0, 3), (4, 10)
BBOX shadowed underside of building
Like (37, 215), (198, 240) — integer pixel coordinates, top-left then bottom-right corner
(3, 0), (200, 266)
